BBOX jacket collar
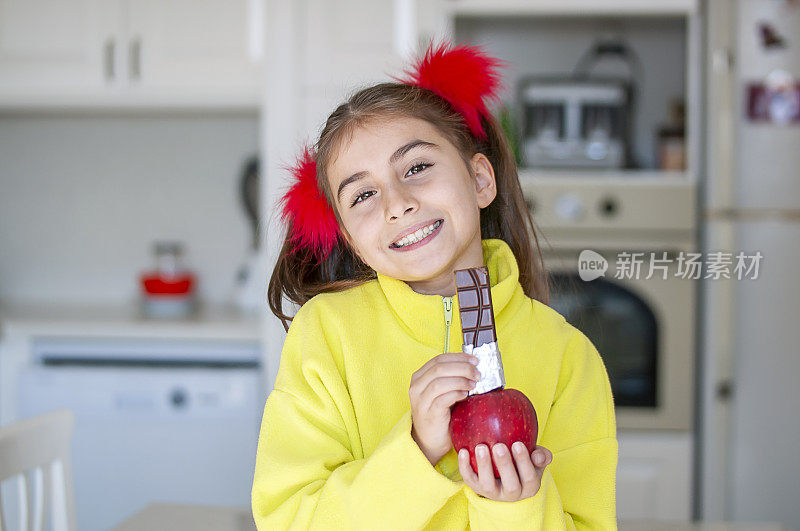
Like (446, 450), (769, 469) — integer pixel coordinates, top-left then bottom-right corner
(375, 238), (526, 351)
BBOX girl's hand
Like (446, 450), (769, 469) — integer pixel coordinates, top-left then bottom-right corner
(458, 442), (553, 502)
(410, 352), (481, 466)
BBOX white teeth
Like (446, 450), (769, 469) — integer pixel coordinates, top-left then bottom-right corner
(394, 220), (441, 248)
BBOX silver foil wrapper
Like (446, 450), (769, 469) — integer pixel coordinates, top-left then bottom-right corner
(462, 341), (505, 395)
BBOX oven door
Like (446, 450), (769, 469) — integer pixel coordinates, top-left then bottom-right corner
(543, 248), (695, 431)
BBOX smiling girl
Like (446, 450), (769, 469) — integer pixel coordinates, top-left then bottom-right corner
(252, 41), (617, 530)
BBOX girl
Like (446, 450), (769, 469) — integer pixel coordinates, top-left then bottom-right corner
(252, 41), (617, 530)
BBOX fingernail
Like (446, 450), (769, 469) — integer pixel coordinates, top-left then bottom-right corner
(459, 449), (467, 459)
(476, 445), (488, 457)
(469, 357), (479, 365)
(513, 442), (525, 454)
(494, 444), (507, 457)
(535, 452), (544, 466)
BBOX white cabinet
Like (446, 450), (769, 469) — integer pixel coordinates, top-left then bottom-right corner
(302, 0), (397, 89)
(300, 0), (401, 137)
(0, 0), (264, 108)
(127, 0), (260, 92)
(0, 0), (116, 90)
(617, 431), (694, 521)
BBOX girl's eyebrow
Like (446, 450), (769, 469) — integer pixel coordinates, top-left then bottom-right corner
(336, 140), (439, 203)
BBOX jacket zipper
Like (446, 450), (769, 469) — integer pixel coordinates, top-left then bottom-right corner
(442, 296), (453, 353)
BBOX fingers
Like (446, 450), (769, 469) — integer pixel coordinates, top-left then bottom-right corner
(417, 360), (480, 390)
(511, 442), (538, 493)
(413, 354), (478, 387)
(410, 356), (480, 412)
(459, 443), (553, 502)
(414, 353), (477, 379)
(532, 446), (553, 468)
(458, 448), (478, 485)
(408, 354), (480, 463)
(475, 444), (499, 494)
(426, 375), (476, 402)
(492, 443), (522, 498)
(433, 388), (473, 409)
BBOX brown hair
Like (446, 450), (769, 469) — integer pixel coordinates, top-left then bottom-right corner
(268, 82), (550, 331)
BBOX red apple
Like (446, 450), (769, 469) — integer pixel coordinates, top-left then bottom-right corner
(449, 387), (538, 478)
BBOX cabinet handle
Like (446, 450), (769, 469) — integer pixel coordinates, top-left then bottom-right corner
(104, 38), (115, 80)
(130, 37), (141, 80)
(716, 379), (734, 401)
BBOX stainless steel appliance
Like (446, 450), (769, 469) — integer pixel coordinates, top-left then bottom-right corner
(520, 78), (631, 168)
(701, 1), (800, 527)
(519, 39), (641, 169)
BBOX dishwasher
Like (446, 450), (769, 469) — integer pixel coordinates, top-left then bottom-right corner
(16, 335), (263, 531)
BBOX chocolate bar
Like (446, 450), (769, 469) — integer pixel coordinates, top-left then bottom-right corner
(454, 266), (497, 348)
(454, 266), (505, 394)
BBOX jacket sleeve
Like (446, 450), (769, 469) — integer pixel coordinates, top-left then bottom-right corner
(462, 327), (619, 530)
(251, 301), (462, 530)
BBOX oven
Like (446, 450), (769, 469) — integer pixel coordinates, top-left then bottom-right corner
(520, 174), (697, 431)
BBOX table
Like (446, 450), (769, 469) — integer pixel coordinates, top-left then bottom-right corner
(111, 504), (256, 531)
(113, 505), (789, 531)
(620, 521), (788, 531)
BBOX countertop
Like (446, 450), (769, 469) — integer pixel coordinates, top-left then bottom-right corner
(0, 302), (262, 342)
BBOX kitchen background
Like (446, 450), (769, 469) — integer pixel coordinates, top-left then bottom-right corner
(0, 0), (798, 530)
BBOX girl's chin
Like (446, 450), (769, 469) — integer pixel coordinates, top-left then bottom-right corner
(391, 262), (453, 284)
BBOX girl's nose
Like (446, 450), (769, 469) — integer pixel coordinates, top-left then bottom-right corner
(384, 185), (418, 221)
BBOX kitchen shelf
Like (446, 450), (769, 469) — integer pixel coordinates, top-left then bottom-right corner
(416, 0), (702, 179)
(443, 0), (698, 17)
(518, 168), (697, 186)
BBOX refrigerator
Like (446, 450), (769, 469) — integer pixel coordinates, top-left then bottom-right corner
(701, 0), (800, 528)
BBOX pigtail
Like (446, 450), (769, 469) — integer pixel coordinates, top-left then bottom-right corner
(267, 220), (374, 332)
(475, 111), (551, 306)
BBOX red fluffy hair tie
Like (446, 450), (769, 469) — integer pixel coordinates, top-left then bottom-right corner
(280, 40), (506, 260)
(392, 40), (507, 141)
(278, 145), (341, 262)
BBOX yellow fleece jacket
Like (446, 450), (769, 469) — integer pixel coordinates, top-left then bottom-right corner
(252, 238), (618, 530)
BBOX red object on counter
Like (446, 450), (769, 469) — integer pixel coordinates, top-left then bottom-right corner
(140, 273), (195, 295)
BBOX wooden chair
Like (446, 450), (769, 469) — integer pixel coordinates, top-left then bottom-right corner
(0, 410), (77, 531)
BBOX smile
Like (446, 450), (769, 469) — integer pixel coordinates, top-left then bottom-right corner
(390, 219), (443, 251)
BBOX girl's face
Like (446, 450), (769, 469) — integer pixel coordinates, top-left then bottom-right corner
(327, 116), (497, 297)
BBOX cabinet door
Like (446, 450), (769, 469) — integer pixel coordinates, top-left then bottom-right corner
(617, 432), (692, 521)
(126, 0), (261, 96)
(303, 0), (398, 89)
(0, 0), (120, 92)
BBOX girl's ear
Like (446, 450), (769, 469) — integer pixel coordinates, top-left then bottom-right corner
(470, 153), (497, 209)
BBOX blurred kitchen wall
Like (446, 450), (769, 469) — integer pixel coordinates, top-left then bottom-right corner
(0, 113), (259, 305)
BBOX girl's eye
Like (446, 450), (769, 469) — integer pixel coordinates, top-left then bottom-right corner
(351, 190), (375, 207)
(406, 162), (432, 177)
(349, 163), (432, 207)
